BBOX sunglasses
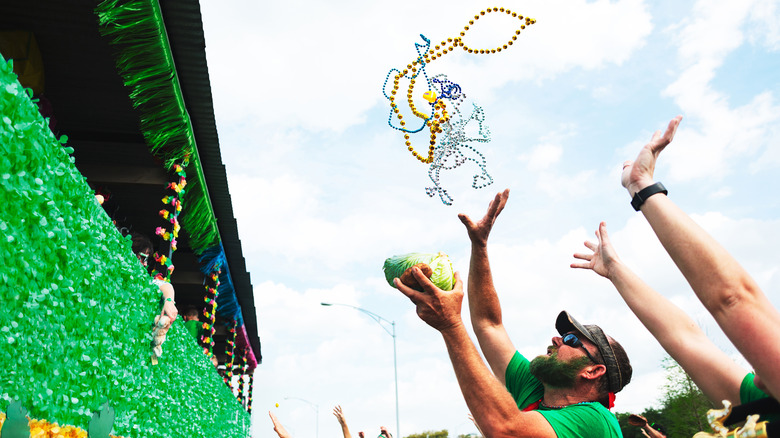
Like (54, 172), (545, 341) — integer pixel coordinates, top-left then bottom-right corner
(562, 333), (601, 364)
(137, 252), (150, 263)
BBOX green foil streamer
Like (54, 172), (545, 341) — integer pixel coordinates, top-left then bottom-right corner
(95, 0), (220, 255)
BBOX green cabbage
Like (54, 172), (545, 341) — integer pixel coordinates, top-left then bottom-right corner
(383, 252), (455, 291)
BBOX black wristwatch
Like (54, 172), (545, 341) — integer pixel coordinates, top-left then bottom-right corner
(631, 182), (667, 211)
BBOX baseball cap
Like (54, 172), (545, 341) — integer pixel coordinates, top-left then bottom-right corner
(556, 310), (632, 393)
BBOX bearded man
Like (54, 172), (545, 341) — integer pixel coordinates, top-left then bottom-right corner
(395, 189), (632, 438)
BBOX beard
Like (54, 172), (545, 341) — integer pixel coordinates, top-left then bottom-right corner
(529, 351), (591, 389)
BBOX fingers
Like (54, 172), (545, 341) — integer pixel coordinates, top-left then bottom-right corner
(572, 252), (593, 261)
(621, 161), (633, 188)
(597, 221), (610, 243)
(493, 188), (510, 213)
(487, 189), (510, 219)
(458, 213), (474, 229)
(411, 265), (438, 293)
(570, 261), (591, 269)
(663, 115), (683, 142)
(449, 271), (464, 293)
(394, 275), (426, 303)
(651, 115), (683, 151)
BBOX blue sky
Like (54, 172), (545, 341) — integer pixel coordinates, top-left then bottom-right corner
(199, 1), (780, 436)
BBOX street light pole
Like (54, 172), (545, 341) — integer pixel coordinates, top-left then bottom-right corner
(321, 302), (400, 438)
(284, 396), (319, 438)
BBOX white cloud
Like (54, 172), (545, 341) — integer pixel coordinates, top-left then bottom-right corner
(519, 143), (563, 171)
(675, 0), (752, 65)
(201, 0), (653, 133)
(659, 0), (780, 183)
(747, 0), (780, 50)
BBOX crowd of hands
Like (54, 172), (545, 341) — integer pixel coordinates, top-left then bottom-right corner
(269, 405), (392, 438)
(268, 115), (780, 437)
(395, 115), (780, 432)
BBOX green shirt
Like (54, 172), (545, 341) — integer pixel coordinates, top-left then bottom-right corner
(740, 373), (780, 423)
(505, 351), (623, 438)
(184, 319), (201, 341)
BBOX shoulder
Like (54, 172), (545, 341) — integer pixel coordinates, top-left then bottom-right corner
(506, 352), (545, 409)
(539, 403), (622, 438)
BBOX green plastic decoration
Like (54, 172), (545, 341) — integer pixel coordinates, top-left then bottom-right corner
(383, 252), (455, 291)
(87, 403), (115, 438)
(94, 0), (220, 255)
(1, 401), (30, 438)
(0, 56), (249, 437)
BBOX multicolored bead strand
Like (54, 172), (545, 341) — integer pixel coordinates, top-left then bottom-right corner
(223, 320), (237, 386)
(236, 347), (247, 405)
(247, 373), (254, 414)
(382, 8), (535, 205)
(151, 156), (187, 282)
(200, 268), (220, 357)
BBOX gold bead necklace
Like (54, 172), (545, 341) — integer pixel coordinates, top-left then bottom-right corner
(384, 7), (536, 164)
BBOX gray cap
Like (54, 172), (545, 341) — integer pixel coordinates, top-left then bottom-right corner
(555, 310), (632, 393)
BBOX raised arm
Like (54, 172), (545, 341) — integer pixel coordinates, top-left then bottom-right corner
(457, 189), (517, 383)
(333, 405), (352, 438)
(269, 411), (292, 438)
(628, 415), (666, 438)
(571, 222), (746, 403)
(621, 115), (780, 397)
(395, 269), (555, 438)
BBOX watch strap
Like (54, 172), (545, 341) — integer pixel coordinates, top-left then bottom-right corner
(631, 182), (667, 211)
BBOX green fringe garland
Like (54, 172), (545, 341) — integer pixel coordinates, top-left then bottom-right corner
(95, 0), (220, 255)
(180, 157), (220, 253)
(95, 0), (189, 164)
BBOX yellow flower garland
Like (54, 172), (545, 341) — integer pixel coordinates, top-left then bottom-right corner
(0, 412), (126, 438)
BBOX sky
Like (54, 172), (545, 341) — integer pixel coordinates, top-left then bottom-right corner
(198, 0), (780, 437)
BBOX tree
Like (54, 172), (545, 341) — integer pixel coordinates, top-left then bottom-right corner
(658, 356), (714, 437)
(617, 356), (713, 437)
(404, 430), (449, 438)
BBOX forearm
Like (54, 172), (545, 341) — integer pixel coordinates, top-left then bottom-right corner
(339, 424), (352, 438)
(640, 194), (763, 316)
(608, 262), (745, 403)
(468, 245), (503, 329)
(439, 323), (550, 438)
(642, 425), (664, 438)
(159, 281), (175, 301)
(610, 262), (703, 349)
(639, 194), (780, 387)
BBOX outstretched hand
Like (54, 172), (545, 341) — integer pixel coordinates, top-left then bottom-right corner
(333, 405), (348, 426)
(628, 414), (648, 427)
(622, 116), (682, 197)
(394, 268), (464, 332)
(571, 222), (622, 279)
(270, 411), (292, 438)
(458, 189), (509, 247)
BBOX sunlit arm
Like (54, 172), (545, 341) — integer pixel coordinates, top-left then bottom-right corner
(439, 322), (555, 438)
(571, 221), (747, 404)
(458, 189), (517, 382)
(640, 194), (780, 397)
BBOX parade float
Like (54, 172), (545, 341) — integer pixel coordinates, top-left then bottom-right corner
(0, 1), (260, 436)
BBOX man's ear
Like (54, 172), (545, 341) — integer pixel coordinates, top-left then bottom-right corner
(580, 364), (607, 381)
